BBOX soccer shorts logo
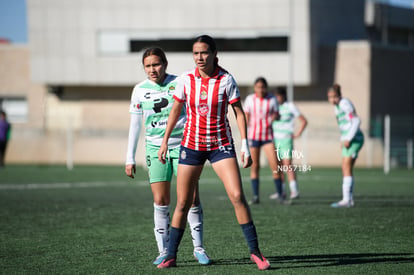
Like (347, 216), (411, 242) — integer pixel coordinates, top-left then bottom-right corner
(146, 155), (151, 167)
(219, 145), (233, 154)
(180, 149), (187, 160)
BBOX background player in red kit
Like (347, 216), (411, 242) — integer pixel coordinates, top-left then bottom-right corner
(244, 77), (284, 204)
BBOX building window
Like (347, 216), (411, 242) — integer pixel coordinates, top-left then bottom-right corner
(130, 36), (288, 52)
(0, 97), (28, 123)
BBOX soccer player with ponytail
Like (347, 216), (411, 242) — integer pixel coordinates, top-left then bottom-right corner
(327, 84), (364, 208)
(158, 35), (270, 270)
(125, 47), (209, 265)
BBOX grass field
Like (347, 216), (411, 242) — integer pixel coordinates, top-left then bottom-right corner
(0, 165), (413, 274)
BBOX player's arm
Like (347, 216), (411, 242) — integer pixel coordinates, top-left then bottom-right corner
(158, 99), (184, 164)
(272, 112), (280, 121)
(341, 100), (361, 147)
(245, 112), (250, 125)
(272, 97), (280, 121)
(231, 100), (252, 168)
(293, 114), (308, 138)
(125, 113), (142, 178)
(242, 97), (250, 125)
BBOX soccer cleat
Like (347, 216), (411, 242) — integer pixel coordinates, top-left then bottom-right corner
(194, 247), (211, 265)
(278, 197), (291, 205)
(157, 257), (177, 268)
(330, 200), (354, 208)
(250, 253), (270, 270)
(269, 193), (279, 199)
(270, 192), (287, 200)
(290, 191), (300, 200)
(152, 251), (168, 265)
(249, 196), (260, 205)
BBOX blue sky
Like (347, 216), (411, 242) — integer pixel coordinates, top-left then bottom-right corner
(0, 0), (413, 45)
(0, 0), (27, 43)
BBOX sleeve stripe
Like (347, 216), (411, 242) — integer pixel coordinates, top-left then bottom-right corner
(173, 94), (186, 102)
(229, 97), (240, 104)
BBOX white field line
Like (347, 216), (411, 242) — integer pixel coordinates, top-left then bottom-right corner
(0, 174), (411, 190)
(0, 177), (222, 190)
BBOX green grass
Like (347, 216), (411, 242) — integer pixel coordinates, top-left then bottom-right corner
(1, 165), (413, 274)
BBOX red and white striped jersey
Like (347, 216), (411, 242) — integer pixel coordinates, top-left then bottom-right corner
(244, 93), (279, 141)
(173, 66), (240, 151)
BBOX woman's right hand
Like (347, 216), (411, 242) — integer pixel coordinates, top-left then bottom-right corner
(125, 164), (136, 178)
(158, 143), (168, 164)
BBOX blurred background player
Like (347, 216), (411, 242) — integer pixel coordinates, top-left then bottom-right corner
(125, 47), (209, 265)
(271, 87), (308, 200)
(158, 35), (270, 270)
(243, 77), (284, 204)
(0, 110), (11, 168)
(327, 84), (364, 208)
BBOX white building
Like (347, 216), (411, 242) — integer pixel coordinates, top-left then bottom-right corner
(2, 0), (413, 167)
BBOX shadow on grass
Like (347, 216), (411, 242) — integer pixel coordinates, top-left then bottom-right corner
(210, 253), (414, 270)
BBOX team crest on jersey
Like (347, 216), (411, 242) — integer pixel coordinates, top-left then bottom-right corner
(200, 91), (208, 100)
(181, 149), (186, 160)
(168, 85), (175, 95)
(198, 104), (209, 116)
(136, 103), (141, 110)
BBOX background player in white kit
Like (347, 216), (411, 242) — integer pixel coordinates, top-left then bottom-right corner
(271, 87), (308, 200)
(327, 84), (364, 208)
(125, 47), (210, 265)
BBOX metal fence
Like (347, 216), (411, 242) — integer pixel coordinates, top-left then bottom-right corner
(376, 115), (414, 173)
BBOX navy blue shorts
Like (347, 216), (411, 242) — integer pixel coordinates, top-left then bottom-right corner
(249, 139), (272, 148)
(179, 145), (236, 165)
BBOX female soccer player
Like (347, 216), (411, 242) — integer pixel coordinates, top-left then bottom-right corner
(271, 87), (308, 200)
(157, 35), (270, 270)
(244, 77), (283, 204)
(327, 84), (364, 208)
(125, 47), (210, 265)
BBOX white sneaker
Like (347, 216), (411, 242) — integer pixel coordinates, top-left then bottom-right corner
(269, 193), (279, 199)
(330, 200), (354, 208)
(290, 191), (300, 199)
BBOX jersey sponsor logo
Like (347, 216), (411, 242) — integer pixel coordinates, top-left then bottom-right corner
(153, 97), (169, 113)
(144, 92), (151, 99)
(201, 136), (218, 145)
(151, 120), (168, 128)
(197, 104), (209, 116)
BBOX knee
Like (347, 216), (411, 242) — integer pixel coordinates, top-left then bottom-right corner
(228, 191), (245, 207)
(153, 195), (170, 206)
(175, 199), (192, 213)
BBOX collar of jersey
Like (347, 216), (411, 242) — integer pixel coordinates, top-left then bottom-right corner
(195, 66), (221, 79)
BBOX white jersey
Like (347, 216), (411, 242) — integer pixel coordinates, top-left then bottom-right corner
(272, 101), (301, 140)
(334, 98), (363, 141)
(129, 74), (186, 148)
